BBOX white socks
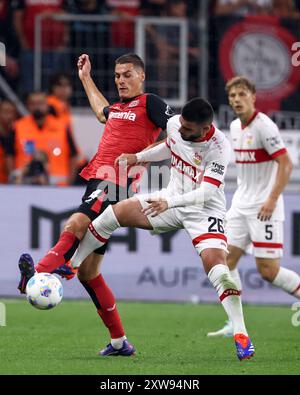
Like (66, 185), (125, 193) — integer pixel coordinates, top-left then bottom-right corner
(71, 205), (120, 268)
(272, 267), (300, 298)
(208, 264), (247, 336)
(230, 268), (242, 292)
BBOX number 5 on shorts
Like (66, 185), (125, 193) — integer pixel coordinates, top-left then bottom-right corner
(265, 224), (273, 240)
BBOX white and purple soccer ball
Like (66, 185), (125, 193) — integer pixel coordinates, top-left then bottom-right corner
(26, 273), (63, 310)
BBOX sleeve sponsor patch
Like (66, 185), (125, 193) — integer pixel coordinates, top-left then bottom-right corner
(211, 162), (225, 175)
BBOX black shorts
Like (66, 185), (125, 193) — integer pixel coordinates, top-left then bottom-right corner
(77, 178), (134, 255)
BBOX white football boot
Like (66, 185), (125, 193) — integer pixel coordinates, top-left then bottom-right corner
(207, 320), (234, 337)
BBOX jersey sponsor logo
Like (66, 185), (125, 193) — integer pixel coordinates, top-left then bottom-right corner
(171, 151), (202, 182)
(128, 100), (139, 108)
(211, 162), (225, 175)
(108, 111), (137, 121)
(234, 149), (272, 163)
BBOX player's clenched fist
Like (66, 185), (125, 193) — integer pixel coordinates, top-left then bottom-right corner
(142, 199), (169, 217)
(77, 54), (91, 79)
(115, 153), (138, 167)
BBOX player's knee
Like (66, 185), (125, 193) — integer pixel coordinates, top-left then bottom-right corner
(112, 199), (132, 227)
(77, 264), (98, 282)
(64, 214), (90, 240)
(258, 265), (276, 282)
(77, 254), (102, 282)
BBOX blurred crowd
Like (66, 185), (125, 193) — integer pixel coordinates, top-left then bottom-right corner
(0, 73), (87, 187)
(0, 0), (300, 187)
(1, 0), (300, 98)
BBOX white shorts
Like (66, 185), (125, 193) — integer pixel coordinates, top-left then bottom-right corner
(135, 189), (228, 255)
(226, 206), (283, 258)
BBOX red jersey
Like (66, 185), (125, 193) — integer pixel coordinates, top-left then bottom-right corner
(80, 93), (172, 186)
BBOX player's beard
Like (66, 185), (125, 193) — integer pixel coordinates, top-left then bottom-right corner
(181, 134), (202, 142)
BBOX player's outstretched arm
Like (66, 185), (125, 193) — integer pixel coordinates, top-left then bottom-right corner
(258, 152), (293, 221)
(143, 182), (218, 218)
(78, 54), (109, 123)
(115, 141), (171, 167)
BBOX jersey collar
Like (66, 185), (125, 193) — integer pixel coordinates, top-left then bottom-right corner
(120, 93), (143, 103)
(241, 110), (258, 129)
(194, 124), (215, 142)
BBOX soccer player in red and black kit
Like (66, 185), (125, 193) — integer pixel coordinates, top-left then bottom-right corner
(18, 53), (173, 356)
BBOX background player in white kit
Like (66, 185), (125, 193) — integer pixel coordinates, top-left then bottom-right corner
(207, 76), (300, 337)
(71, 98), (255, 360)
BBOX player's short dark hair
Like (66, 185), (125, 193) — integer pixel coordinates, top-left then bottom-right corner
(115, 53), (145, 71)
(181, 98), (214, 125)
(225, 76), (256, 94)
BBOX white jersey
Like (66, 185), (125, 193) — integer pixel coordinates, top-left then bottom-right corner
(165, 115), (231, 217)
(230, 111), (286, 220)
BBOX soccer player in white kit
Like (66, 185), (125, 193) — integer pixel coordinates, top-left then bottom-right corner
(71, 98), (255, 360)
(207, 76), (299, 337)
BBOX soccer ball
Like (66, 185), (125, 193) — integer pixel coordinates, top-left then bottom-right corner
(26, 273), (63, 310)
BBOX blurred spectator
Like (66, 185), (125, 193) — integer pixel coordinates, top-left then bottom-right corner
(67, 0), (110, 103)
(270, 0), (300, 18)
(6, 92), (78, 186)
(104, 0), (142, 97)
(148, 0), (200, 98)
(0, 0), (19, 91)
(47, 73), (73, 127)
(106, 0), (141, 53)
(213, 0), (272, 15)
(47, 72), (88, 184)
(0, 100), (18, 183)
(15, 149), (49, 185)
(12, 0), (69, 96)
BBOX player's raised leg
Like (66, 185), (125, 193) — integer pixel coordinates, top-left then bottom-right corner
(71, 198), (153, 268)
(17, 212), (89, 293)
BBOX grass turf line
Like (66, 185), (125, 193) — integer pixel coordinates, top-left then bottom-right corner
(0, 299), (299, 375)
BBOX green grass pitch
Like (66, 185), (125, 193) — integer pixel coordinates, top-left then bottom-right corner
(0, 299), (300, 375)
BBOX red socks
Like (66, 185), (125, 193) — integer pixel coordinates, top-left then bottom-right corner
(35, 231), (79, 273)
(36, 232), (125, 339)
(81, 274), (125, 339)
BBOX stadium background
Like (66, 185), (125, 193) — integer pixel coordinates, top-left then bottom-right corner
(1, 0), (300, 305)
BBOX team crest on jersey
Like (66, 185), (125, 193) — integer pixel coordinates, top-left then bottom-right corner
(245, 133), (254, 146)
(193, 152), (202, 166)
(128, 100), (139, 108)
